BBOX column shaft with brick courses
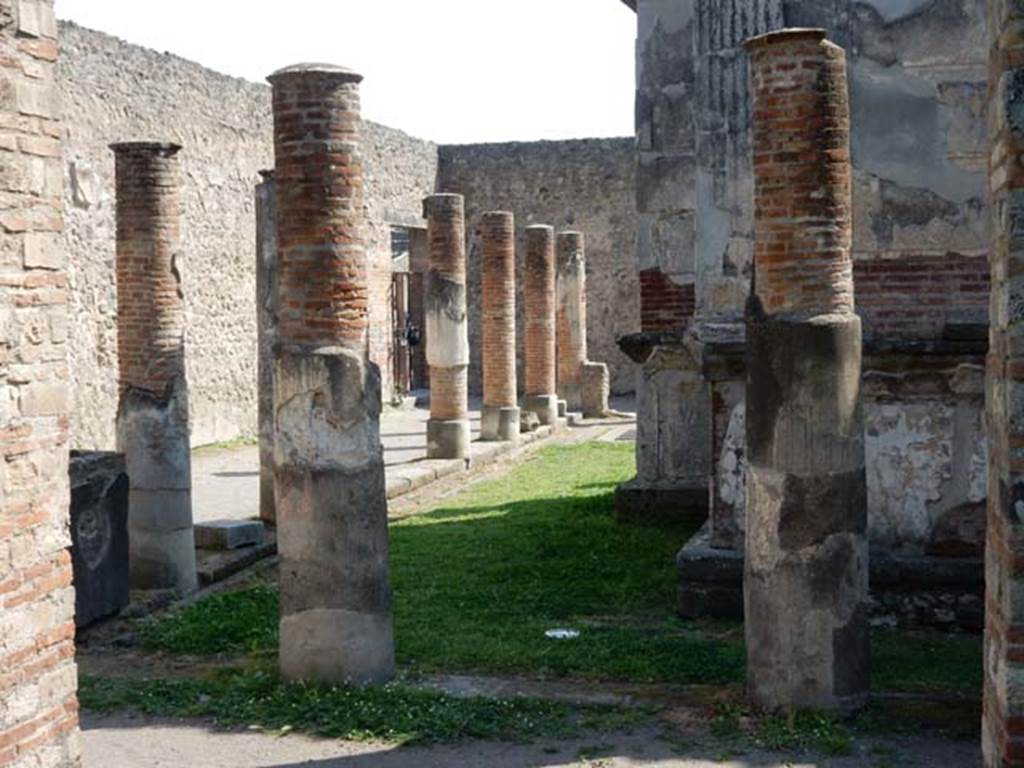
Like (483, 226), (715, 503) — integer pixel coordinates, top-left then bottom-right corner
(111, 141), (197, 593)
(983, 2), (1024, 764)
(523, 225), (559, 426)
(742, 29), (868, 713)
(424, 193), (471, 458)
(256, 169), (277, 526)
(268, 63), (394, 685)
(480, 211), (520, 442)
(0, 0), (82, 762)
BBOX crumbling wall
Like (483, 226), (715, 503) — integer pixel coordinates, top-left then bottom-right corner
(437, 139), (639, 395)
(0, 0), (81, 763)
(58, 21), (437, 449)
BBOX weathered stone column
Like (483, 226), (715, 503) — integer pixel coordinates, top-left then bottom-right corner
(983, 2), (1024, 763)
(424, 193), (471, 458)
(523, 225), (558, 425)
(556, 231), (610, 418)
(268, 63), (394, 685)
(480, 211), (520, 441)
(112, 141), (197, 593)
(556, 231), (587, 412)
(256, 169), (277, 526)
(742, 29), (867, 713)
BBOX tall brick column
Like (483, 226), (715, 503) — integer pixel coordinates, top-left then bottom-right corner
(983, 2), (1024, 763)
(480, 211), (520, 442)
(0, 1), (82, 762)
(523, 224), (558, 425)
(111, 141), (197, 593)
(742, 29), (867, 713)
(423, 193), (471, 458)
(256, 169), (277, 525)
(556, 231), (587, 412)
(268, 63), (394, 684)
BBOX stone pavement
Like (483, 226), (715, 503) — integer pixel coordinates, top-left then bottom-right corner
(191, 395), (637, 524)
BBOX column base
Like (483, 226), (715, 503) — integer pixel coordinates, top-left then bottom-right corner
(558, 382), (582, 413)
(427, 418), (471, 459)
(581, 361), (610, 418)
(614, 476), (708, 525)
(523, 394), (559, 426)
(128, 488), (198, 593)
(481, 405), (520, 442)
(280, 608), (395, 686)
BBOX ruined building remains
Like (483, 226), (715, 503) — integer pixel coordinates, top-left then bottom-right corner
(620, 0), (990, 629)
(523, 224), (560, 426)
(982, 0), (1024, 762)
(480, 211), (520, 442)
(743, 28), (868, 713)
(112, 141), (197, 593)
(424, 193), (471, 459)
(0, 0), (82, 763)
(268, 63), (395, 685)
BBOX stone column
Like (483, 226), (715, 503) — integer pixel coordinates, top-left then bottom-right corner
(0, 1), (82, 760)
(742, 29), (867, 713)
(983, 2), (1024, 763)
(423, 193), (471, 458)
(256, 169), (277, 526)
(556, 231), (587, 412)
(268, 63), (394, 685)
(480, 211), (520, 441)
(111, 141), (197, 593)
(523, 224), (558, 425)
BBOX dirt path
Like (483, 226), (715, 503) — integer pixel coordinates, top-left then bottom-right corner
(81, 713), (980, 767)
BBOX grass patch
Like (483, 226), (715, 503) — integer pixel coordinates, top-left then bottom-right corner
(871, 629), (981, 696)
(136, 440), (983, 697)
(138, 583), (277, 655)
(192, 435), (258, 455)
(79, 669), (602, 745)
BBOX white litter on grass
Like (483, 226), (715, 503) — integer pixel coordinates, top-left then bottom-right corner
(544, 628), (580, 640)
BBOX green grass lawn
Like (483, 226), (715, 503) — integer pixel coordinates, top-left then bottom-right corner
(137, 441), (981, 695)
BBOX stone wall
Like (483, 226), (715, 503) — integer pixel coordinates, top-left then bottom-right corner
(437, 139), (638, 395)
(58, 21), (437, 449)
(0, 0), (81, 764)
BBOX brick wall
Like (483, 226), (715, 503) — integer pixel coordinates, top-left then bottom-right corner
(982, 1), (1024, 764)
(0, 1), (81, 765)
(480, 212), (516, 409)
(523, 225), (556, 396)
(854, 254), (989, 339)
(639, 269), (695, 332)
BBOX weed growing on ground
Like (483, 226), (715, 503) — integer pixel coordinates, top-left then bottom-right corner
(79, 669), (628, 745)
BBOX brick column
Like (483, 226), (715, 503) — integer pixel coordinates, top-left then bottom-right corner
(480, 211), (520, 441)
(742, 29), (867, 713)
(256, 169), (277, 526)
(0, 1), (81, 763)
(556, 231), (587, 412)
(423, 193), (471, 458)
(268, 63), (394, 685)
(983, 2), (1024, 763)
(523, 224), (558, 425)
(111, 141), (197, 593)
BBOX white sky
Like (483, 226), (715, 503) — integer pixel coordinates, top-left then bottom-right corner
(54, 0), (637, 145)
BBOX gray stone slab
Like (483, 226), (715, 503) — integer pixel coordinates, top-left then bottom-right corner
(195, 519), (264, 551)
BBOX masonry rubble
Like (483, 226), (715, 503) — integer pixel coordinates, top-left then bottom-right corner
(268, 62), (395, 685)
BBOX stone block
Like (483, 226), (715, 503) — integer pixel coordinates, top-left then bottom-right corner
(581, 361), (610, 418)
(17, 0), (57, 38)
(616, 476), (708, 525)
(69, 451), (130, 628)
(19, 379), (66, 416)
(23, 231), (61, 270)
(194, 519), (264, 551)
